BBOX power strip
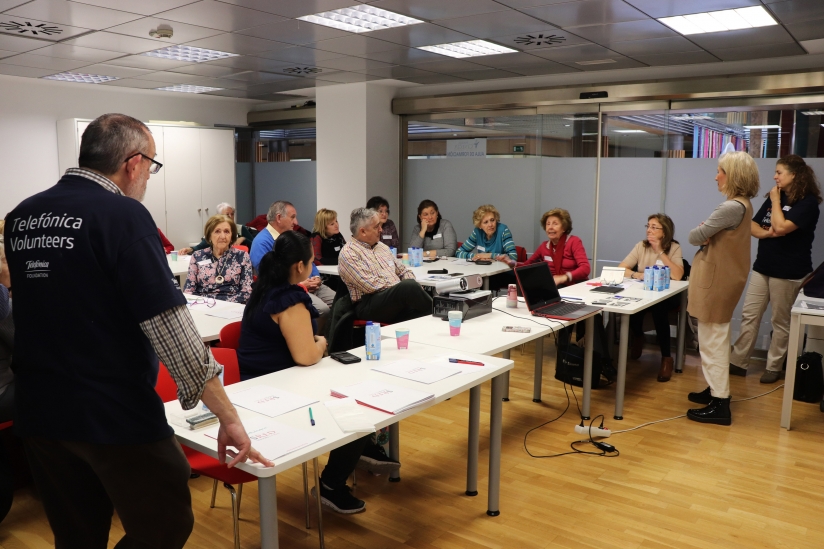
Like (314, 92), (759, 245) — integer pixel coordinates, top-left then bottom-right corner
(574, 424), (611, 438)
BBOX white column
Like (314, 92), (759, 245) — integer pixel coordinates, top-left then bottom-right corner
(316, 82), (399, 233)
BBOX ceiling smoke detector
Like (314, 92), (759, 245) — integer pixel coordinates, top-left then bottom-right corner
(149, 24), (173, 39)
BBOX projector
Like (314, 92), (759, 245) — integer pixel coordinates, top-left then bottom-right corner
(432, 275), (492, 321)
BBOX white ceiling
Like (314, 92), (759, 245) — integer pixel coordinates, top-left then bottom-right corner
(0, 0), (820, 101)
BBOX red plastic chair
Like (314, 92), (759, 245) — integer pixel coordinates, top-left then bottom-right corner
(217, 322), (242, 350)
(515, 246), (528, 263)
(232, 245), (249, 253)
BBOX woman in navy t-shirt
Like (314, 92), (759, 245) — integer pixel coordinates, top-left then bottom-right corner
(730, 155), (822, 383)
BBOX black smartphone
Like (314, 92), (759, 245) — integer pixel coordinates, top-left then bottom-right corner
(474, 260), (493, 265)
(428, 269), (448, 274)
(422, 258), (439, 263)
(330, 351), (361, 364)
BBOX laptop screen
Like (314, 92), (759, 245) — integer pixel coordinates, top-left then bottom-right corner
(515, 262), (560, 310)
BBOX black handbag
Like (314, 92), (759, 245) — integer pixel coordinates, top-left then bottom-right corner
(555, 314), (615, 389)
(800, 261), (824, 298)
(792, 352), (824, 403)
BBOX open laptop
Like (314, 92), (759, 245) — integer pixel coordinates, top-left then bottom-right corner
(514, 262), (601, 321)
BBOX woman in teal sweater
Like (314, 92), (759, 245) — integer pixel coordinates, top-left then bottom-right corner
(456, 204), (517, 261)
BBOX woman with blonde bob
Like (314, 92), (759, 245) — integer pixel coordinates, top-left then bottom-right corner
(686, 151), (760, 426)
(310, 208), (346, 266)
(455, 204), (517, 261)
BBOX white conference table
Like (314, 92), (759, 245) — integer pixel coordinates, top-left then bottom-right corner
(167, 255), (191, 277)
(560, 279), (689, 420)
(781, 293), (824, 430)
(185, 297), (244, 342)
(167, 343), (513, 549)
(317, 256), (511, 289)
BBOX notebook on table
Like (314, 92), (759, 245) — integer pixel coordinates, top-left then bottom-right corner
(514, 263), (601, 321)
(590, 266), (625, 294)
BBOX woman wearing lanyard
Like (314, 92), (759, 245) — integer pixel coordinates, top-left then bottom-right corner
(455, 204), (517, 262)
(408, 199), (458, 258)
(686, 151), (760, 425)
(183, 215), (253, 303)
(729, 155), (821, 383)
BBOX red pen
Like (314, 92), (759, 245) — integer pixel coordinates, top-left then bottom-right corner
(449, 358), (484, 366)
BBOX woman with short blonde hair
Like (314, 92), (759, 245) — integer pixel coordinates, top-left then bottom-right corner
(310, 208), (346, 266)
(456, 204), (516, 261)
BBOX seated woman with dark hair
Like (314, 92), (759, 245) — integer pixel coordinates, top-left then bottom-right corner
(408, 199), (458, 258)
(238, 231), (397, 514)
(366, 195), (399, 249)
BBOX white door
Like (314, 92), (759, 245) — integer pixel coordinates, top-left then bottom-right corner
(163, 126), (203, 247)
(199, 128), (236, 223)
(142, 125), (167, 234)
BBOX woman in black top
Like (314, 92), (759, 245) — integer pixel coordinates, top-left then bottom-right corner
(729, 155), (822, 383)
(311, 208), (346, 266)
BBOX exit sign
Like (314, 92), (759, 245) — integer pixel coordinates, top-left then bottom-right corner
(513, 145), (525, 153)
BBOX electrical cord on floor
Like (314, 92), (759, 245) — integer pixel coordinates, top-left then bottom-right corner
(525, 414), (620, 458)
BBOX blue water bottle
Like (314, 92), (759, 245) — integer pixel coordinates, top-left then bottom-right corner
(643, 266), (653, 291)
(365, 321), (381, 360)
(664, 266), (670, 289)
(653, 266), (662, 291)
(415, 248), (423, 266)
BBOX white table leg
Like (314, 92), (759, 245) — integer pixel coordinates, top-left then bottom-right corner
(581, 315), (595, 420)
(258, 476), (278, 549)
(501, 348), (511, 402)
(614, 314), (630, 420)
(312, 458), (325, 549)
(483, 277), (489, 290)
(487, 373), (504, 516)
(388, 422), (400, 482)
(533, 336), (544, 403)
(466, 385), (481, 496)
(781, 313), (803, 430)
(676, 290), (688, 373)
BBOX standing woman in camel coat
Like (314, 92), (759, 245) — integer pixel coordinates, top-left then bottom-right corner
(686, 151), (760, 426)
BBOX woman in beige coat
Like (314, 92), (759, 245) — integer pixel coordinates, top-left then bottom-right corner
(686, 151), (760, 425)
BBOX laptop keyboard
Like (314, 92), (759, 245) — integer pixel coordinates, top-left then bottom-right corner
(533, 301), (586, 317)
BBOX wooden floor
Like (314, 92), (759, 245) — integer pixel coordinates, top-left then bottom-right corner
(3, 338), (824, 549)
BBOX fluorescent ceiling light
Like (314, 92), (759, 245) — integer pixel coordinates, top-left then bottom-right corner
(156, 85), (223, 93)
(575, 59), (617, 66)
(744, 125), (781, 129)
(417, 40), (517, 58)
(659, 6), (777, 35)
(298, 5), (423, 33)
(614, 129), (647, 133)
(802, 110), (824, 115)
(142, 45), (238, 63)
(42, 71), (118, 84)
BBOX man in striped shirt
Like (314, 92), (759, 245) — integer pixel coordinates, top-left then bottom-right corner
(338, 207), (432, 324)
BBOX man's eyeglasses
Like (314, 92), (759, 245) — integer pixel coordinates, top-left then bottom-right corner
(186, 296), (216, 308)
(124, 152), (163, 175)
(645, 224), (663, 231)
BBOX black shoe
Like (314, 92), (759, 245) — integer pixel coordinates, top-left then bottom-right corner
(729, 363), (747, 376)
(687, 397), (731, 426)
(312, 483), (365, 514)
(688, 387), (712, 404)
(356, 444), (400, 474)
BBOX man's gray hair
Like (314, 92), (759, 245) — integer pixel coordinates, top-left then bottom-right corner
(350, 207), (378, 235)
(78, 113), (151, 176)
(216, 202), (233, 214)
(267, 201), (294, 223)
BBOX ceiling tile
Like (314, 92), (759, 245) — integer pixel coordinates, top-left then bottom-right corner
(786, 18), (824, 42)
(24, 43), (123, 63)
(186, 75), (249, 89)
(398, 73), (470, 84)
(0, 33), (51, 52)
(493, 0), (578, 7)
(608, 36), (703, 56)
(687, 25), (795, 50)
(506, 60), (580, 75)
(630, 50), (720, 66)
(105, 54), (194, 70)
(559, 56), (646, 70)
(67, 0), (198, 17)
(367, 23), (474, 47)
(154, 0), (285, 32)
(105, 18), (224, 44)
(217, 69), (295, 83)
(567, 19), (677, 45)
(99, 77), (172, 88)
(213, 0), (360, 18)
(0, 51), (89, 70)
(182, 32), (287, 55)
(710, 41), (806, 61)
(245, 78), (320, 94)
(800, 38), (824, 54)
(435, 10), (553, 39)
(367, 0), (506, 20)
(405, 57), (490, 73)
(0, 48), (17, 58)
(468, 51), (552, 68)
(130, 70), (206, 83)
(5, 0), (142, 30)
(767, 0), (824, 25)
(622, 0), (763, 18)
(0, 61), (54, 76)
(361, 65), (436, 79)
(359, 47), (443, 64)
(311, 35), (407, 56)
(316, 56), (395, 72)
(201, 54), (298, 72)
(490, 28), (592, 51)
(254, 45), (347, 64)
(314, 70), (384, 83)
(0, 1), (31, 11)
(450, 68), (523, 80)
(528, 43), (623, 62)
(165, 62), (238, 77)
(0, 16), (90, 41)
(200, 87), (261, 98)
(75, 62), (155, 77)
(522, 0), (649, 28)
(236, 19), (351, 45)
(65, 31), (169, 54)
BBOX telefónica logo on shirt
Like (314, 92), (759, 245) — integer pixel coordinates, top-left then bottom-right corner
(24, 259), (50, 279)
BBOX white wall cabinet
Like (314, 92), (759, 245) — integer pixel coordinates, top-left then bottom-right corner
(57, 119), (235, 248)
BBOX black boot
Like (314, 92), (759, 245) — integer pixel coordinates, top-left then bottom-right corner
(688, 387), (712, 404)
(687, 397), (731, 425)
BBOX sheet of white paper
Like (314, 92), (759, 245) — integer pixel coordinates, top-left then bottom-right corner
(204, 308), (244, 319)
(204, 417), (323, 462)
(330, 380), (433, 414)
(324, 398), (375, 433)
(228, 386), (317, 418)
(371, 359), (462, 384)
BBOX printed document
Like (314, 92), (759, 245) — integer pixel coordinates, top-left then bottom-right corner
(205, 417), (323, 462)
(371, 359), (462, 384)
(331, 380), (433, 414)
(228, 386), (317, 418)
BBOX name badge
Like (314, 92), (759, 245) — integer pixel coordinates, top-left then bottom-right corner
(783, 205), (791, 211)
(334, 246), (341, 251)
(477, 246), (486, 252)
(544, 256), (552, 262)
(433, 234), (442, 239)
(197, 259), (211, 266)
(382, 234), (392, 240)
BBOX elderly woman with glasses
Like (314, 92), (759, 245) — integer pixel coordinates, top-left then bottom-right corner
(618, 214), (684, 382)
(366, 196), (399, 249)
(183, 214), (253, 304)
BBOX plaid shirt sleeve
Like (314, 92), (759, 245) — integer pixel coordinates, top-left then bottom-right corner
(139, 304), (223, 410)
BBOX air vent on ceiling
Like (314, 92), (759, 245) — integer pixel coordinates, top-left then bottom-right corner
(283, 67), (321, 75)
(0, 20), (63, 36)
(513, 33), (566, 47)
